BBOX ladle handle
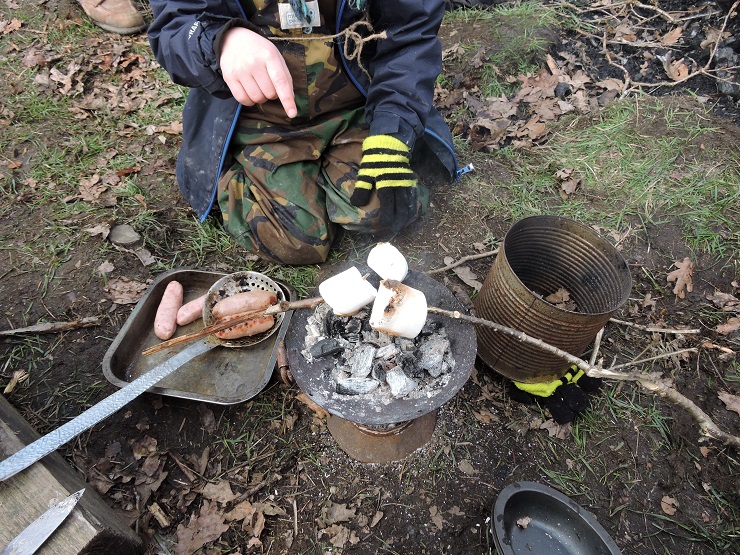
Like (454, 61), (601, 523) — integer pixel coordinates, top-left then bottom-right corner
(0, 339), (216, 482)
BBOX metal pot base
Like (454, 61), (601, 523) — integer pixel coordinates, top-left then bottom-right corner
(326, 411), (437, 463)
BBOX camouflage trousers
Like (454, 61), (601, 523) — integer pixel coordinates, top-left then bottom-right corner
(217, 8), (428, 265)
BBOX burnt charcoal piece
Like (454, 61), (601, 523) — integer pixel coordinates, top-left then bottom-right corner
(419, 321), (442, 336)
(336, 377), (380, 395)
(385, 367), (418, 398)
(397, 352), (422, 378)
(309, 338), (344, 359)
(350, 345), (376, 378)
(371, 361), (387, 383)
(344, 318), (362, 335)
(420, 337), (450, 377)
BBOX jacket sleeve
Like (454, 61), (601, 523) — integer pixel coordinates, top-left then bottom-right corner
(364, 0), (445, 148)
(147, 0), (248, 98)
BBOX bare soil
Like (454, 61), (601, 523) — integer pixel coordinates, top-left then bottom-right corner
(1, 1), (738, 554)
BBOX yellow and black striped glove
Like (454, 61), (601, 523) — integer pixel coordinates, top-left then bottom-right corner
(350, 134), (418, 232)
(509, 366), (603, 424)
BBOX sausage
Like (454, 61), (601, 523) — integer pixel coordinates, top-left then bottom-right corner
(212, 290), (277, 320)
(176, 293), (207, 326)
(215, 314), (275, 340)
(154, 281), (183, 340)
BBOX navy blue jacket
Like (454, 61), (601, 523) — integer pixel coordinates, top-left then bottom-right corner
(148, 0), (458, 221)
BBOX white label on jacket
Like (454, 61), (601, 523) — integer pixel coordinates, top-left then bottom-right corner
(278, 1), (320, 29)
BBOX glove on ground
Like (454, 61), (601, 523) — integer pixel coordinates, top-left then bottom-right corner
(350, 134), (417, 232)
(509, 367), (603, 424)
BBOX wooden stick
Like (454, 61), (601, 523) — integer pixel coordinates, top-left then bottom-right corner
(427, 249), (499, 275)
(427, 306), (740, 449)
(142, 297), (324, 356)
(608, 318), (700, 335)
(0, 317), (101, 336)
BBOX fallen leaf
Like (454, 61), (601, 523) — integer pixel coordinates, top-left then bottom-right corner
(663, 57), (690, 81)
(200, 481), (238, 504)
(84, 223), (111, 239)
(429, 506), (445, 530)
(173, 500), (229, 555)
(131, 436), (158, 460)
(718, 391), (740, 416)
(661, 27), (683, 46)
(104, 277), (149, 304)
(706, 291), (740, 312)
(661, 495), (678, 516)
(317, 502), (355, 527)
(458, 459), (477, 475)
(666, 257), (694, 299)
(540, 419), (571, 440)
(198, 403), (217, 434)
(370, 510), (383, 527)
(0, 18), (22, 35)
(716, 317), (740, 335)
(452, 265), (483, 292)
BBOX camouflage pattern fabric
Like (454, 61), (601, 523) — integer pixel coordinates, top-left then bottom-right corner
(217, 0), (428, 264)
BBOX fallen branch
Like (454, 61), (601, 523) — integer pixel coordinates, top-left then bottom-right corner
(0, 316), (101, 336)
(608, 318), (700, 335)
(427, 248), (499, 275)
(428, 306), (740, 450)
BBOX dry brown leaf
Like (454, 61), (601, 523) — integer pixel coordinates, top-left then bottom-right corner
(458, 459), (477, 475)
(199, 481), (238, 504)
(104, 277), (149, 304)
(317, 502), (356, 527)
(661, 495), (678, 516)
(452, 265), (483, 292)
(174, 500), (230, 555)
(429, 506), (445, 530)
(320, 524), (359, 548)
(663, 58), (690, 81)
(666, 257), (694, 299)
(85, 223), (111, 239)
(540, 419), (571, 440)
(707, 291), (740, 312)
(716, 317), (740, 336)
(0, 18), (22, 35)
(718, 391), (740, 417)
(295, 392), (329, 420)
(661, 27), (683, 46)
(131, 435), (158, 460)
(701, 27), (731, 50)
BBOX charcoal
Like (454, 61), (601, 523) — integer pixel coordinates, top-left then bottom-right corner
(375, 344), (398, 360)
(350, 345), (376, 378)
(336, 377), (380, 395)
(420, 336), (449, 377)
(344, 318), (362, 335)
(371, 361), (387, 383)
(309, 338), (344, 359)
(385, 367), (418, 398)
(419, 320), (442, 336)
(397, 352), (422, 378)
(398, 338), (416, 352)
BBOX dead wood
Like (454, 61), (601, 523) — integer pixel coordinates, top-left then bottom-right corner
(428, 306), (740, 450)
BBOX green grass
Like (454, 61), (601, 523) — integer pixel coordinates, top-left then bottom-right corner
(496, 97), (740, 257)
(443, 1), (570, 97)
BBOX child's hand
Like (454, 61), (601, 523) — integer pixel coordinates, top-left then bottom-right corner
(220, 27), (298, 119)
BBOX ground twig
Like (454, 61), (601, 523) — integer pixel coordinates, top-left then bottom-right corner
(427, 249), (499, 275)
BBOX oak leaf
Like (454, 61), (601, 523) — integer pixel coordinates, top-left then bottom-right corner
(666, 258), (694, 299)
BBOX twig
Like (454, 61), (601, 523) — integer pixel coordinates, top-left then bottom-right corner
(0, 316), (101, 336)
(608, 318), (700, 334)
(428, 306), (740, 449)
(608, 348), (697, 371)
(427, 249), (499, 275)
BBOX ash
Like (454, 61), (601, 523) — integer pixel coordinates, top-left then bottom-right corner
(301, 303), (456, 403)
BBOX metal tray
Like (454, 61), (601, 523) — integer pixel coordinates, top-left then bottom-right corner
(102, 268), (294, 405)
